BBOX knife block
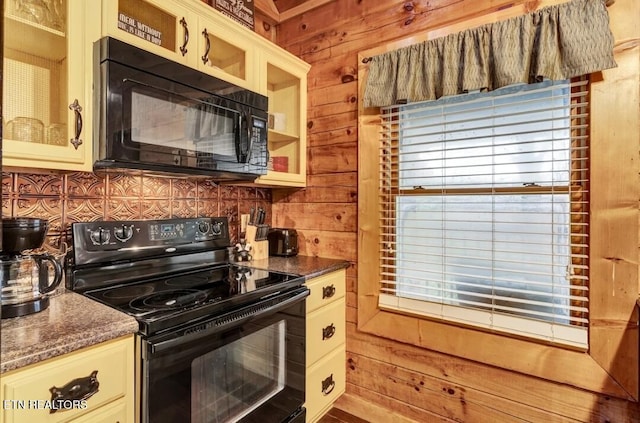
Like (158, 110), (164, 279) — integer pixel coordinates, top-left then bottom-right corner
(245, 225), (269, 260)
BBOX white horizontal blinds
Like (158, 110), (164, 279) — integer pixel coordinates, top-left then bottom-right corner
(378, 78), (590, 349)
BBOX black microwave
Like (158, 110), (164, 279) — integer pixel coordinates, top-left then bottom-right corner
(93, 37), (268, 181)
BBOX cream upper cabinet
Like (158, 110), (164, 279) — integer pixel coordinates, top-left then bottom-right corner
(102, 0), (199, 69)
(4, 0), (310, 186)
(195, 3), (257, 91)
(98, 0), (312, 187)
(2, 0), (98, 171)
(254, 46), (310, 187)
(104, 0), (256, 90)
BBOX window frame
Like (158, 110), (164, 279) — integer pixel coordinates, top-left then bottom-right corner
(357, 0), (638, 400)
(378, 79), (590, 347)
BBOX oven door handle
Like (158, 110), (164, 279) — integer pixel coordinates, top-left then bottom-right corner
(148, 288), (309, 355)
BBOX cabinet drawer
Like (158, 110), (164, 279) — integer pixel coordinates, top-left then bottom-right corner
(0, 336), (134, 423)
(69, 399), (127, 423)
(305, 348), (346, 423)
(306, 299), (345, 366)
(305, 270), (346, 314)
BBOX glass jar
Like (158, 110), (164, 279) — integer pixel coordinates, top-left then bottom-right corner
(47, 123), (67, 145)
(6, 117), (44, 143)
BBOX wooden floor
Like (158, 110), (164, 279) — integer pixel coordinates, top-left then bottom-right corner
(317, 408), (370, 423)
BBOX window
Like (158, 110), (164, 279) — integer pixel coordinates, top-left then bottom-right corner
(378, 78), (589, 348)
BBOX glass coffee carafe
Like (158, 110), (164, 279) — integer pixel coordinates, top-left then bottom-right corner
(1, 218), (63, 319)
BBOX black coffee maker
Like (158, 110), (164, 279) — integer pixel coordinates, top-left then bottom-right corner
(1, 218), (63, 319)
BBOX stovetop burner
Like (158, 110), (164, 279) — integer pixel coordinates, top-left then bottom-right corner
(132, 289), (209, 310)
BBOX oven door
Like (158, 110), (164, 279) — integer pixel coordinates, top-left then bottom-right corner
(140, 287), (308, 423)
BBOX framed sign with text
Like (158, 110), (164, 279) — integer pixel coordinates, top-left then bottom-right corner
(210, 0), (255, 31)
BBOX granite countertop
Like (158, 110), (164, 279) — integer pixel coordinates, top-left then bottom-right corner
(1, 288), (138, 374)
(243, 255), (350, 279)
(0, 255), (348, 374)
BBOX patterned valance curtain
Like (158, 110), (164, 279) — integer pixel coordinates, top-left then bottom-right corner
(363, 0), (617, 107)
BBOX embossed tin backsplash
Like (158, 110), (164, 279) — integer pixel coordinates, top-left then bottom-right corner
(2, 171), (271, 251)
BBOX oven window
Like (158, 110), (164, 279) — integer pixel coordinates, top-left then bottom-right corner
(191, 320), (286, 423)
(130, 87), (238, 158)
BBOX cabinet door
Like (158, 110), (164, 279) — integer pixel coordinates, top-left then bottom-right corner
(255, 48), (310, 187)
(2, 0), (95, 171)
(102, 0), (198, 68)
(197, 13), (256, 90)
(0, 336), (134, 423)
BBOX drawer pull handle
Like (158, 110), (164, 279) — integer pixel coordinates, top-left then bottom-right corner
(202, 28), (211, 64)
(321, 374), (335, 396)
(69, 99), (83, 149)
(180, 17), (189, 56)
(322, 284), (336, 299)
(49, 370), (99, 414)
(322, 323), (336, 340)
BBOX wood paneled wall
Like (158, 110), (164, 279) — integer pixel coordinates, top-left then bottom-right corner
(269, 0), (640, 421)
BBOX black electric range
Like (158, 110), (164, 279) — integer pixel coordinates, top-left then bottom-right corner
(66, 217), (305, 335)
(68, 217), (310, 423)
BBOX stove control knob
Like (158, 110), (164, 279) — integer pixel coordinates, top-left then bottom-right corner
(211, 221), (222, 236)
(197, 221), (210, 235)
(89, 228), (110, 245)
(113, 225), (134, 242)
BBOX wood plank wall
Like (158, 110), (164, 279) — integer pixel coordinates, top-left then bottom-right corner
(269, 0), (640, 421)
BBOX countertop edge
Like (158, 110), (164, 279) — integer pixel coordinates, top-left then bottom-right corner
(1, 327), (137, 374)
(302, 261), (350, 280)
(245, 255), (350, 280)
(1, 290), (139, 374)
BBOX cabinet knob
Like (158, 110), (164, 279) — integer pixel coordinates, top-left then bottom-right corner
(322, 284), (336, 299)
(180, 17), (189, 56)
(68, 99), (83, 150)
(49, 370), (99, 414)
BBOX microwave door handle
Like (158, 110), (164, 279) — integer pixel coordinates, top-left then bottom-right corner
(245, 118), (254, 163)
(235, 114), (244, 162)
(235, 113), (253, 163)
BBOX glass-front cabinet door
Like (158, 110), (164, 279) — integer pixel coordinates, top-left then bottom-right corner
(103, 0), (198, 69)
(197, 11), (255, 91)
(3, 0), (95, 171)
(255, 48), (310, 187)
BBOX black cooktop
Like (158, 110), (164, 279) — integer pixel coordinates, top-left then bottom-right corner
(67, 217), (305, 336)
(82, 263), (303, 335)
